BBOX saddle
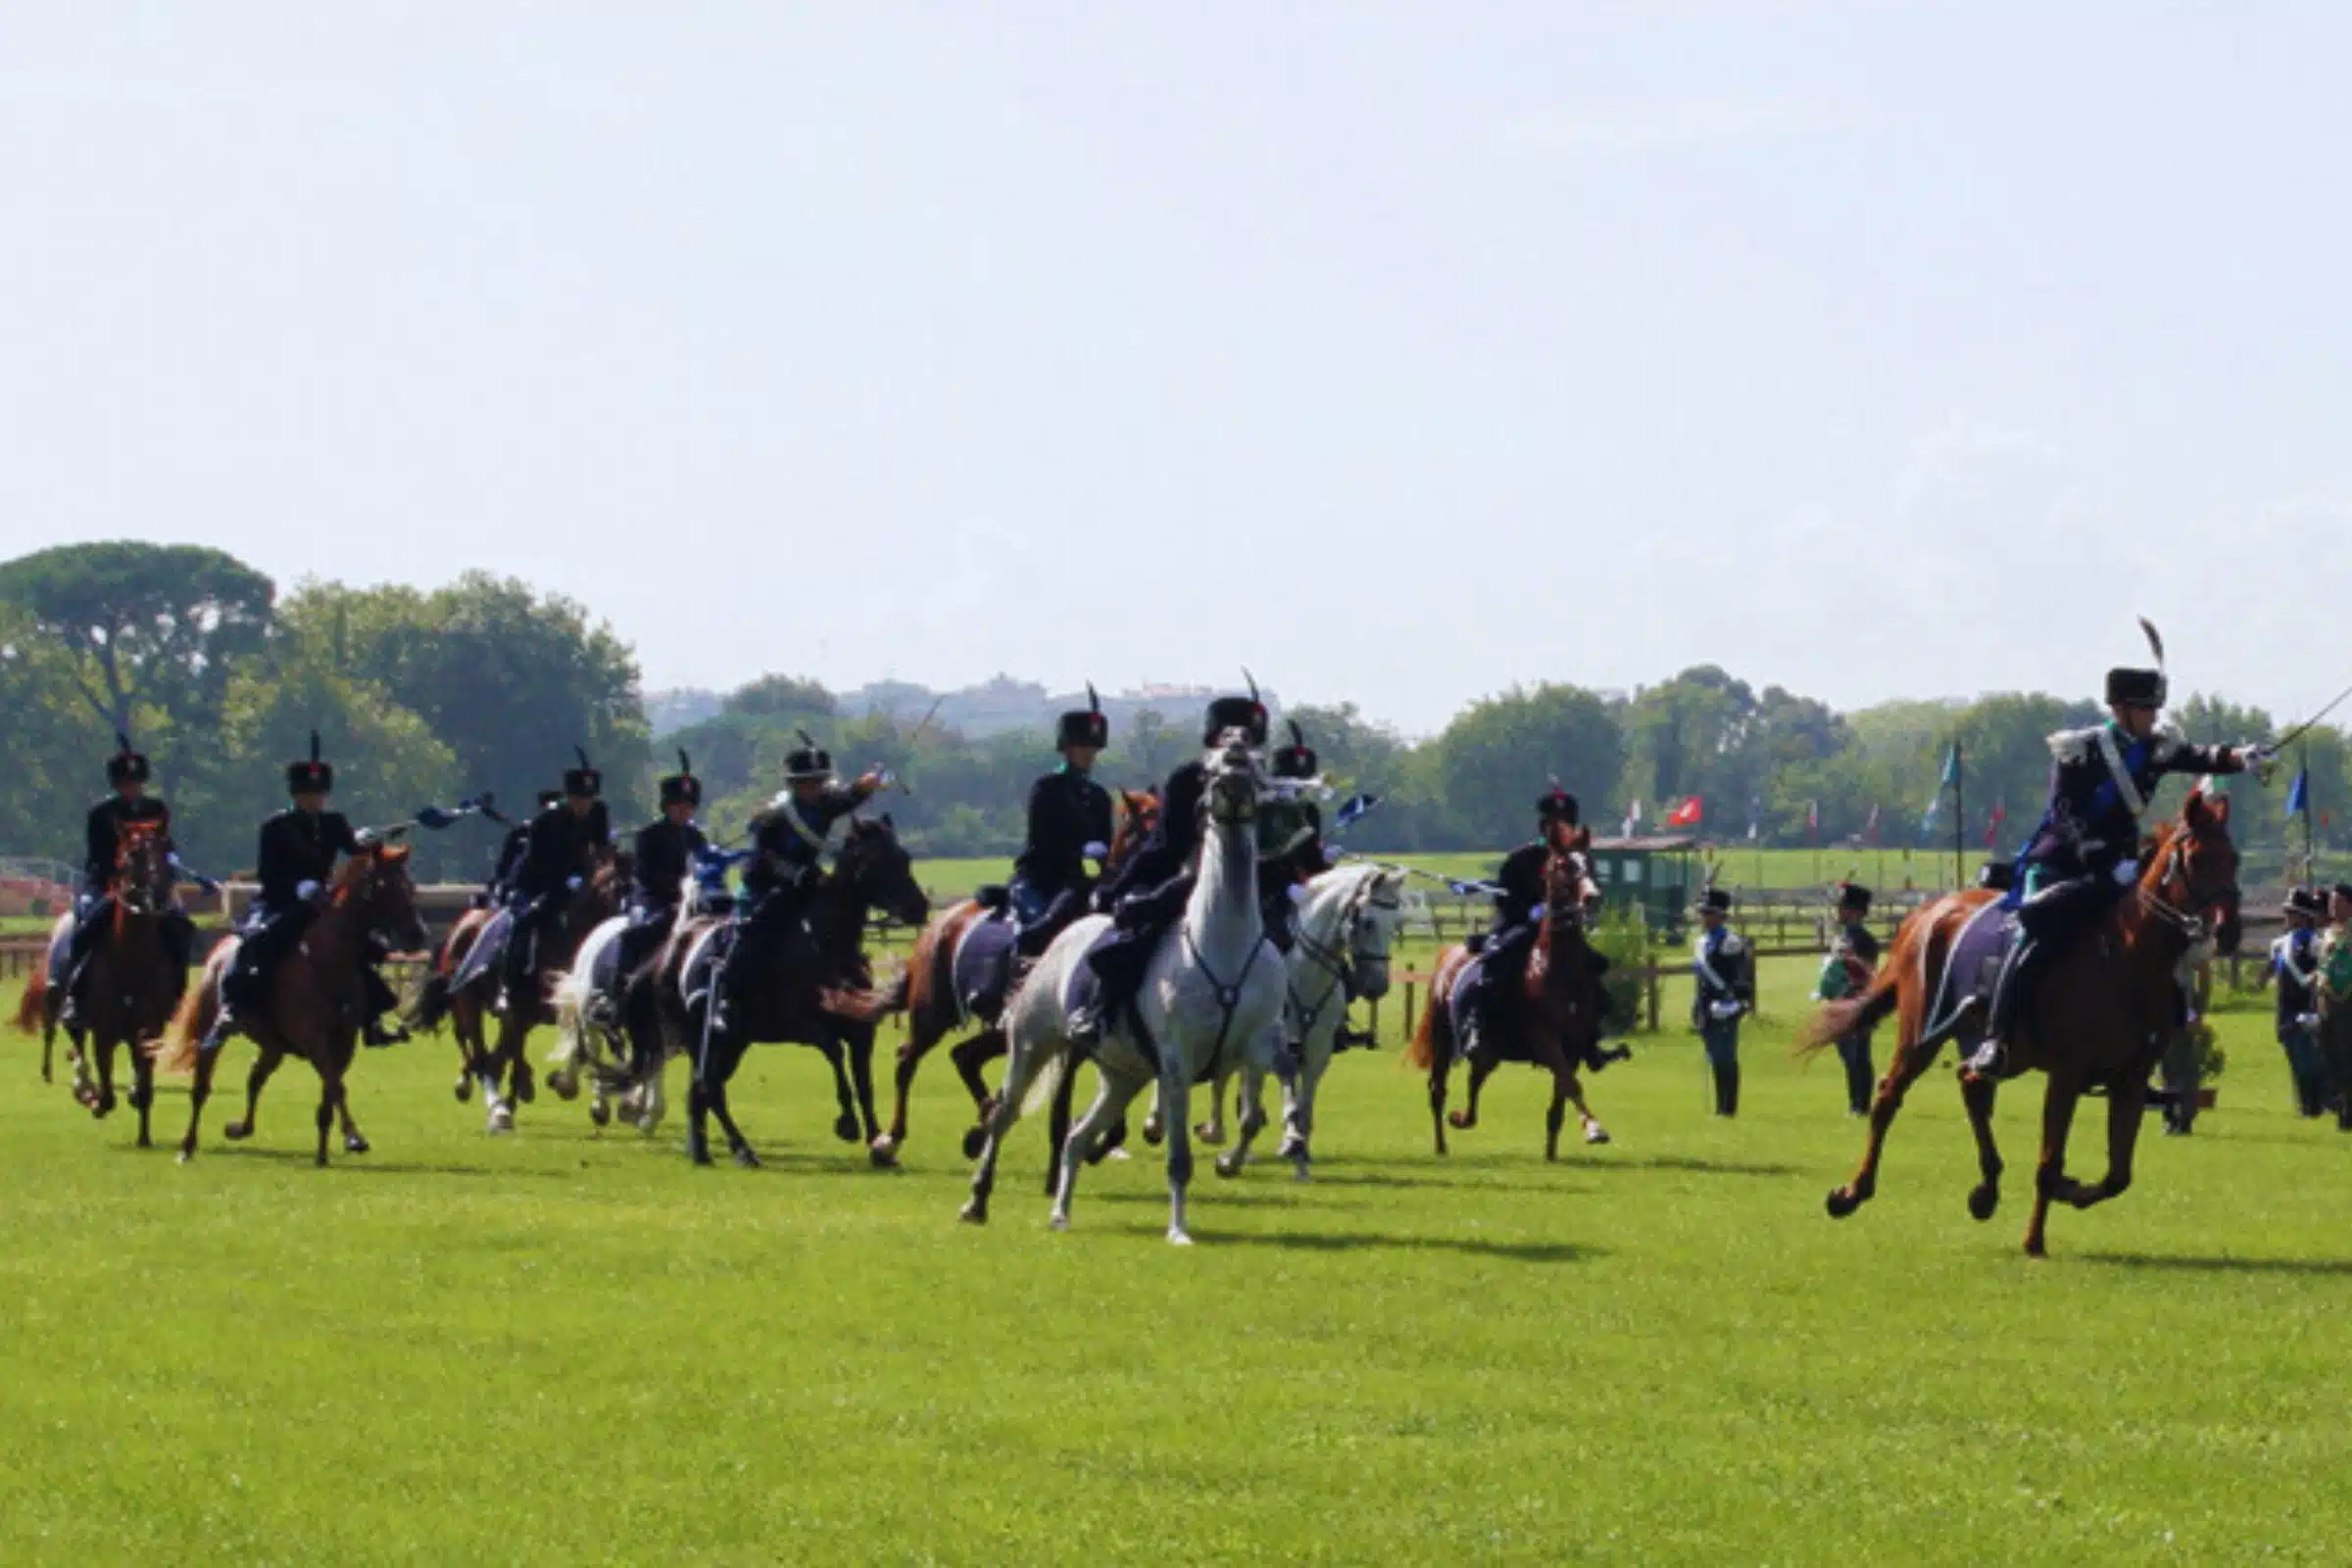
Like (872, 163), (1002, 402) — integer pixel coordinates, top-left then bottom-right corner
(951, 909), (1019, 1023)
(1923, 900), (2022, 1050)
(449, 906), (515, 994)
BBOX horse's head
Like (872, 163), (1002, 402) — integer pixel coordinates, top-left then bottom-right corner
(838, 814), (930, 927)
(1340, 865), (1408, 1002)
(2151, 788), (2242, 955)
(1202, 730), (1259, 829)
(1108, 788), (1160, 873)
(112, 820), (169, 913)
(1544, 827), (1602, 930)
(343, 840), (431, 956)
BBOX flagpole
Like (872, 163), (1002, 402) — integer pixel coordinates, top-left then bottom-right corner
(2303, 742), (2315, 884)
(1952, 735), (1967, 892)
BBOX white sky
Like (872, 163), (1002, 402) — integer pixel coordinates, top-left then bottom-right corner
(5, 3), (2349, 735)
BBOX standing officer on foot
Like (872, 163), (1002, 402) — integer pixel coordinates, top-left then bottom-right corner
(1692, 886), (1751, 1116)
(1815, 881), (1882, 1116)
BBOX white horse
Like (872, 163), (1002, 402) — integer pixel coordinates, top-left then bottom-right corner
(546, 914), (659, 1131)
(961, 733), (1283, 1245)
(1200, 861), (1407, 1181)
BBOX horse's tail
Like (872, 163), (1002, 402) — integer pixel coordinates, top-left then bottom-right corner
(1794, 920), (1914, 1057)
(409, 970), (454, 1035)
(906, 901), (975, 1038)
(152, 956), (220, 1076)
(11, 970), (45, 1037)
(1019, 1034), (1075, 1120)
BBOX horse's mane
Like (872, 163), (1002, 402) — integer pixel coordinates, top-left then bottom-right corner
(329, 843), (409, 905)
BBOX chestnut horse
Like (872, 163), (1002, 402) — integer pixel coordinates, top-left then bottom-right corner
(152, 841), (431, 1166)
(12, 821), (180, 1143)
(1404, 833), (1613, 1160)
(883, 786), (1156, 1165)
(409, 849), (629, 1132)
(1801, 788), (2241, 1256)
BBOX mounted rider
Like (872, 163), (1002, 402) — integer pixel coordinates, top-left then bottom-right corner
(1071, 689), (1270, 1047)
(1964, 662), (2269, 1081)
(615, 752), (707, 1070)
(59, 733), (195, 1023)
(706, 737), (883, 1029)
(1256, 722), (1334, 956)
(479, 789), (562, 909)
(1459, 788), (1628, 1074)
(1008, 689), (1114, 961)
(501, 750), (613, 1012)
(203, 733), (405, 1051)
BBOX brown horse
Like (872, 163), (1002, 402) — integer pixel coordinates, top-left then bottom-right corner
(410, 849), (629, 1132)
(11, 821), (181, 1142)
(152, 841), (431, 1166)
(884, 786), (1157, 1165)
(1801, 788), (2241, 1257)
(1404, 832), (1614, 1160)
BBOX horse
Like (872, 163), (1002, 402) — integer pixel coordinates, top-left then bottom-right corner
(11, 821), (181, 1143)
(1800, 787), (2242, 1257)
(1403, 833), (1613, 1160)
(409, 849), (630, 1133)
(1197, 860), (1407, 1181)
(962, 733), (1284, 1245)
(152, 840), (431, 1166)
(16, 913), (74, 1087)
(659, 815), (929, 1167)
(883, 786), (1157, 1166)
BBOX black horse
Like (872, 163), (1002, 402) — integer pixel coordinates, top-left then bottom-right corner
(661, 815), (929, 1168)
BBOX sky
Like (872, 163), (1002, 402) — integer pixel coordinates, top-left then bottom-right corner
(5, 2), (2350, 737)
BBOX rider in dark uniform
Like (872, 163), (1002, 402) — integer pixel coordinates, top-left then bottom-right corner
(1256, 724), (1334, 956)
(1815, 881), (1882, 1115)
(502, 752), (612, 1011)
(60, 734), (194, 1021)
(706, 741), (883, 1029)
(616, 753), (706, 1076)
(204, 733), (404, 1051)
(1008, 692), (1114, 959)
(1071, 691), (1269, 1047)
(1460, 789), (1626, 1073)
(480, 790), (562, 909)
(1965, 664), (2267, 1080)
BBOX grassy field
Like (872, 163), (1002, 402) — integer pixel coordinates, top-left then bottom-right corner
(4, 953), (2350, 1565)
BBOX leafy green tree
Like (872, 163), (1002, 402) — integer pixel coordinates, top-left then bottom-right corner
(1435, 684), (1625, 850)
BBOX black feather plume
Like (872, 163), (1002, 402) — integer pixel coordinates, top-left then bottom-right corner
(309, 730), (320, 762)
(575, 744), (592, 770)
(797, 728), (816, 749)
(1086, 682), (1100, 714)
(1243, 667), (1260, 703)
(2138, 616), (2166, 669)
(116, 730), (132, 754)
(678, 748), (692, 776)
(1289, 719), (1304, 749)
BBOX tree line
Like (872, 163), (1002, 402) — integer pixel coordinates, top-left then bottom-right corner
(3, 542), (2338, 886)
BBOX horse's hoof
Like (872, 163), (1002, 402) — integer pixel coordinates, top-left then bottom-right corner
(487, 1105), (514, 1135)
(1446, 1110), (1474, 1131)
(175, 1150), (193, 1165)
(1214, 1155), (1242, 1180)
(453, 1077), (472, 1103)
(40, 1067), (51, 1085)
(959, 1202), (988, 1226)
(869, 1143), (899, 1170)
(1049, 1212), (1070, 1232)
(2024, 1238), (2049, 1259)
(832, 1113), (860, 1144)
(1142, 1122), (1165, 1148)
(1967, 1186), (2000, 1222)
(689, 1147), (713, 1167)
(1584, 1124), (1611, 1146)
(1166, 1228), (1194, 1247)
(1195, 1121), (1227, 1147)
(223, 1121), (251, 1142)
(732, 1146), (761, 1169)
(589, 1100), (611, 1128)
(960, 1126), (987, 1160)
(1825, 1188), (1860, 1219)
(344, 1134), (370, 1155)
(548, 1069), (578, 1102)
(1291, 1163), (1311, 1183)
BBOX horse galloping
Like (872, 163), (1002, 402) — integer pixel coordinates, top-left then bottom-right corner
(1802, 787), (2241, 1256)
(153, 841), (431, 1166)
(1404, 833), (1613, 1160)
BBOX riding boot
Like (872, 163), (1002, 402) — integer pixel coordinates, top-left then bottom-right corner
(1964, 938), (2039, 1081)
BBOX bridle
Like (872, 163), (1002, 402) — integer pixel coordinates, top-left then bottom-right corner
(1289, 873), (1404, 1042)
(2137, 825), (2239, 948)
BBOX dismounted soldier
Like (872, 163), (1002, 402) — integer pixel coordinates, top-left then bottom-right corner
(1691, 887), (1752, 1116)
(1071, 690), (1269, 1048)
(502, 751), (613, 1010)
(2266, 886), (2329, 1117)
(2322, 885), (2352, 1128)
(1965, 663), (2270, 1082)
(203, 733), (404, 1051)
(59, 733), (195, 1022)
(618, 752), (708, 1075)
(1255, 724), (1335, 956)
(706, 739), (883, 1029)
(1814, 881), (1882, 1116)
(1460, 789), (1628, 1073)
(480, 789), (562, 909)
(1008, 689), (1114, 961)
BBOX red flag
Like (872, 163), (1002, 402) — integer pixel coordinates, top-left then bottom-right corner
(1983, 801), (2008, 849)
(1665, 796), (1703, 828)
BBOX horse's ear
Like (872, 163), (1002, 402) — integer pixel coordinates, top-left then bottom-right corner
(2185, 787), (2226, 828)
(1570, 825), (1592, 851)
(880, 811), (895, 831)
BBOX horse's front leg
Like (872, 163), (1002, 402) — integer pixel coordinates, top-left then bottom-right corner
(1562, 1061), (1609, 1147)
(336, 1080), (370, 1155)
(846, 1026), (889, 1166)
(1826, 1025), (1943, 1220)
(815, 1033), (860, 1145)
(2024, 1068), (2086, 1257)
(223, 1050), (284, 1142)
(1281, 1041), (1324, 1180)
(129, 1034), (158, 1149)
(2069, 1075), (2147, 1212)
(1428, 1050), (1452, 1156)
(703, 1037), (760, 1169)
(90, 1032), (119, 1118)
(1159, 1055), (1196, 1246)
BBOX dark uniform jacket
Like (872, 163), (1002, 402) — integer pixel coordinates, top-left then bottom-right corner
(83, 797), (173, 893)
(1692, 924), (1753, 1014)
(257, 808), (362, 908)
(487, 824), (531, 898)
(633, 818), (710, 910)
(745, 786), (865, 895)
(1491, 841), (1549, 934)
(2022, 723), (2242, 880)
(2272, 926), (2322, 1031)
(1012, 766), (1114, 898)
(1097, 759), (1208, 906)
(513, 802), (612, 901)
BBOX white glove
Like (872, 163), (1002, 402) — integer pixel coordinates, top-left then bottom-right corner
(565, 874), (583, 891)
(2298, 1011), (2322, 1031)
(2243, 745), (2278, 784)
(1528, 902), (1544, 922)
(296, 880), (321, 902)
(1709, 999), (1745, 1021)
(872, 767), (897, 790)
(2111, 858), (2139, 887)
(1082, 841), (1108, 860)
(1287, 882), (1309, 905)
(353, 828), (380, 850)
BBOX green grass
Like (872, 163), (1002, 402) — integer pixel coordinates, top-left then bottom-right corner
(3, 956), (2349, 1565)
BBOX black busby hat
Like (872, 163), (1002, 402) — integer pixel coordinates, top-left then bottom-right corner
(1271, 720), (1317, 780)
(1698, 886), (1734, 913)
(784, 729), (835, 782)
(1537, 786), (1580, 824)
(1201, 669), (1271, 747)
(1837, 881), (1873, 912)
(563, 745), (603, 799)
(2105, 667), (2167, 709)
(105, 731), (150, 786)
(2286, 886), (2328, 919)
(660, 748), (702, 808)
(1057, 683), (1110, 751)
(286, 731), (335, 795)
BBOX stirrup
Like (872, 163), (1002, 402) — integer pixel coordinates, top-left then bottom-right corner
(1962, 1037), (2008, 1081)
